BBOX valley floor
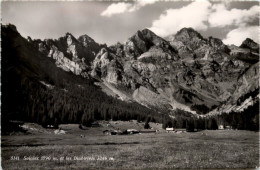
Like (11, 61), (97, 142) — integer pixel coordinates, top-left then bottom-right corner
(1, 121), (259, 169)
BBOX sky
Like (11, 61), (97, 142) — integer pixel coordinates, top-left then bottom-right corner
(2, 1), (259, 46)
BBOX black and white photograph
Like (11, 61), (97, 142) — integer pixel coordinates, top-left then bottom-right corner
(1, 0), (259, 169)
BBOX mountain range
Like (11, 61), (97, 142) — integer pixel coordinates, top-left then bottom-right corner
(1, 24), (259, 131)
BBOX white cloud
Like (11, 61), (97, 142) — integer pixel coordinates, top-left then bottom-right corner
(208, 4), (260, 27)
(101, 2), (132, 17)
(149, 1), (212, 37)
(223, 26), (259, 46)
(101, 1), (259, 45)
(149, 1), (259, 38)
(101, 0), (156, 17)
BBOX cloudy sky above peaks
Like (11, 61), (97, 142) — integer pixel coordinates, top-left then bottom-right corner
(2, 1), (259, 46)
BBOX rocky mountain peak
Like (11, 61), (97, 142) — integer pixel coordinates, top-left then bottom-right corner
(175, 27), (205, 42)
(78, 34), (100, 53)
(67, 34), (73, 46)
(241, 38), (257, 46)
(57, 32), (75, 41)
(1, 24), (21, 38)
(2, 24), (18, 32)
(27, 36), (33, 42)
(60, 33), (77, 46)
(124, 28), (177, 58)
(208, 36), (230, 53)
(78, 34), (95, 44)
(139, 28), (157, 39)
(65, 32), (73, 36)
(134, 28), (169, 45)
(172, 27), (208, 54)
(240, 38), (259, 52)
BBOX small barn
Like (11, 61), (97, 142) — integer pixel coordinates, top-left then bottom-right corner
(225, 126), (232, 130)
(218, 125), (224, 130)
(127, 129), (139, 134)
(166, 127), (174, 133)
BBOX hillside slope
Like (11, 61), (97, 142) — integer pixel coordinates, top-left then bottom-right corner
(1, 24), (169, 133)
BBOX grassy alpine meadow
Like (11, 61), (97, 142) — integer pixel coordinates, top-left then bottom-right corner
(1, 121), (259, 169)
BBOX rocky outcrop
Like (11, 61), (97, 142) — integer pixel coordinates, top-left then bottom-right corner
(240, 38), (259, 53)
(48, 44), (87, 76)
(92, 28), (259, 115)
(208, 62), (259, 116)
(229, 44), (259, 64)
(232, 62), (259, 103)
(169, 28), (231, 60)
(124, 29), (177, 59)
(174, 27), (207, 50)
(31, 33), (101, 77)
(91, 48), (120, 82)
(78, 34), (101, 54)
(208, 37), (230, 53)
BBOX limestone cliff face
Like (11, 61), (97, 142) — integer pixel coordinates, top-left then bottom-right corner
(232, 62), (259, 103)
(208, 62), (259, 115)
(92, 28), (259, 115)
(32, 33), (101, 77)
(91, 48), (120, 84)
(48, 44), (86, 76)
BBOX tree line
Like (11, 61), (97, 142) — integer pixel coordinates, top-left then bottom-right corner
(161, 101), (259, 131)
(2, 73), (169, 130)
